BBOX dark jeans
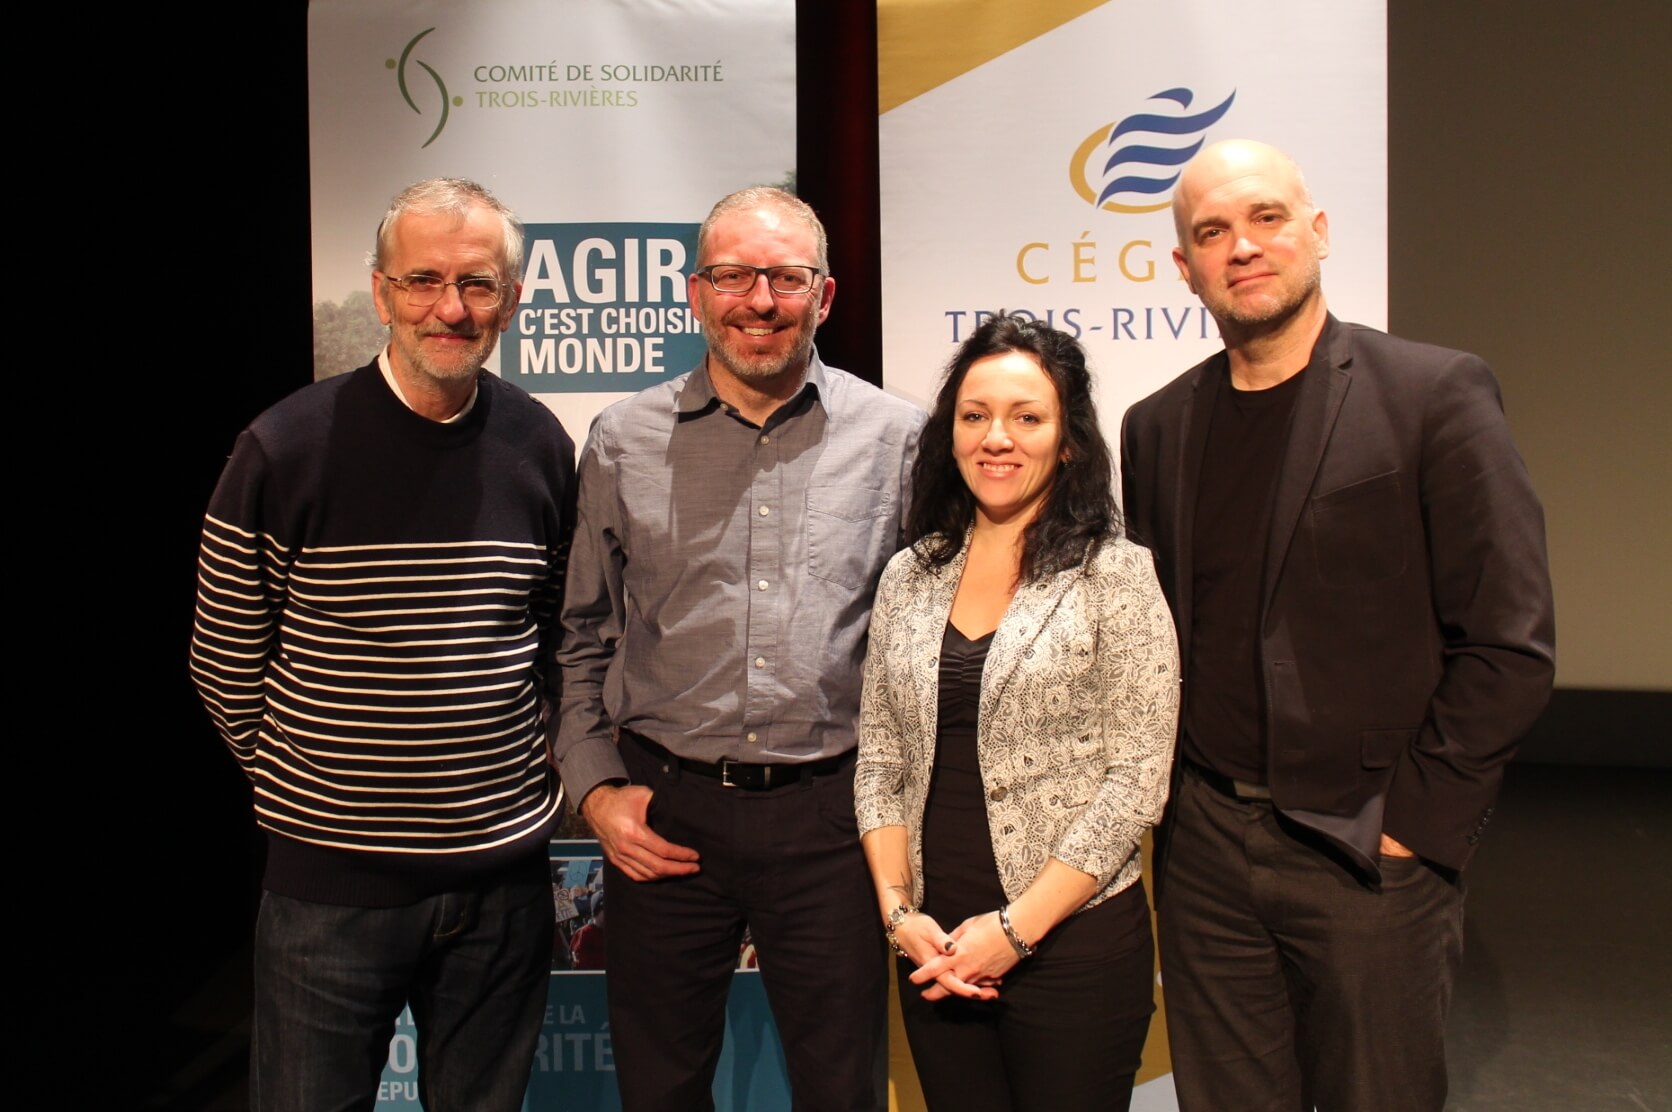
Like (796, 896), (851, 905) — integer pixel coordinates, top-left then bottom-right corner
(251, 873), (554, 1112)
(604, 736), (888, 1111)
(1159, 766), (1465, 1112)
(895, 882), (1155, 1112)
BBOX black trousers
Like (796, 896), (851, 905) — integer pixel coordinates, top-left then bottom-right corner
(896, 882), (1155, 1112)
(603, 736), (888, 1111)
(1159, 765), (1465, 1112)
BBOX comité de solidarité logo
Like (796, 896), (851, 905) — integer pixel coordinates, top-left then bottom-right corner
(387, 28), (461, 149)
(1068, 88), (1236, 214)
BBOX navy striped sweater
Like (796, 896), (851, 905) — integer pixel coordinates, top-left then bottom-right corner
(190, 361), (576, 905)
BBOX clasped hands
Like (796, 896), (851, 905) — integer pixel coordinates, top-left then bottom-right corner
(892, 909), (1021, 1002)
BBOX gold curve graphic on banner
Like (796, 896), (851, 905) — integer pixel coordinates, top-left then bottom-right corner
(878, 0), (1110, 114)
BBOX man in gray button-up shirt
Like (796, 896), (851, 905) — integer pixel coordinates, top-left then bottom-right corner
(554, 186), (923, 1110)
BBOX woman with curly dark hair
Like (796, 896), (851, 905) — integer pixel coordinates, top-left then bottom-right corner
(856, 313), (1179, 1110)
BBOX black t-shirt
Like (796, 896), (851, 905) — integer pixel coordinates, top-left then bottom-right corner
(921, 622), (1151, 961)
(1184, 367), (1306, 783)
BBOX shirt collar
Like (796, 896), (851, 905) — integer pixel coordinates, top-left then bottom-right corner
(674, 348), (829, 421)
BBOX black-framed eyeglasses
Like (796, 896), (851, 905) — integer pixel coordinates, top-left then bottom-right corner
(696, 264), (822, 296)
(384, 273), (506, 308)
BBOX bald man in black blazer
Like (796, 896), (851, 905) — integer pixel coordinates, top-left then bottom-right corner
(1120, 140), (1554, 1112)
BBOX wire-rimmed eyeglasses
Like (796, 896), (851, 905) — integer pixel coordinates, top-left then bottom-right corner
(384, 274), (506, 309)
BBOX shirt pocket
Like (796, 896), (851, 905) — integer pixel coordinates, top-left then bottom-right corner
(807, 485), (894, 589)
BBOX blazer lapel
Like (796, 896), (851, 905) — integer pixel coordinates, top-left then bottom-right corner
(1173, 357), (1221, 663)
(979, 562), (1083, 729)
(1262, 316), (1352, 607)
(902, 544), (964, 739)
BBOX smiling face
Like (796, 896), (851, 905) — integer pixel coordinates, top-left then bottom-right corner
(1172, 141), (1330, 337)
(372, 203), (519, 389)
(953, 350), (1065, 528)
(688, 203), (834, 393)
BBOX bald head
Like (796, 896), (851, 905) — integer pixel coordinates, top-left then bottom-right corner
(1172, 140), (1315, 247)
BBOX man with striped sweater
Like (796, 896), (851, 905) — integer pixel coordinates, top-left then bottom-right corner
(190, 178), (576, 1112)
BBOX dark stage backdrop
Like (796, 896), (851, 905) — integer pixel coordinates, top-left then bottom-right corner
(126, 0), (1665, 1102)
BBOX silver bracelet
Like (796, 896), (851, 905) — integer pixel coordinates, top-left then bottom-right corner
(885, 903), (919, 958)
(998, 904), (1034, 960)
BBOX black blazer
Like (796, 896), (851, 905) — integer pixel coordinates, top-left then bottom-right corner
(1120, 315), (1555, 881)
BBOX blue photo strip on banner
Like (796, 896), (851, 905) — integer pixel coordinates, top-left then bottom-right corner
(375, 840), (791, 1109)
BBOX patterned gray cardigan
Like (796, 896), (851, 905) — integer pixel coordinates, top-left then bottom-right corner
(855, 534), (1179, 912)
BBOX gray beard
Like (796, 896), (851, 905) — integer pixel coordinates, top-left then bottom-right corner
(393, 329), (493, 387)
(701, 318), (816, 383)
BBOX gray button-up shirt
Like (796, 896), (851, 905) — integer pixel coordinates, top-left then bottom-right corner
(553, 353), (924, 805)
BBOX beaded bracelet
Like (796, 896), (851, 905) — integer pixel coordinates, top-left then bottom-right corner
(885, 903), (919, 957)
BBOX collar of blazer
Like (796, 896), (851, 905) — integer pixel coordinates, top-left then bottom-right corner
(1176, 313), (1355, 615)
(909, 530), (1097, 733)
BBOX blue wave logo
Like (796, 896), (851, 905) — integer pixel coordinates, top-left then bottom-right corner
(386, 28), (460, 149)
(1068, 88), (1236, 214)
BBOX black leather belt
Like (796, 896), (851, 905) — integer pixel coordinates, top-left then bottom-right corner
(623, 729), (851, 791)
(1186, 758), (1273, 802)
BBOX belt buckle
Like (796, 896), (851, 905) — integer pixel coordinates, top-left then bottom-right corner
(719, 760), (774, 790)
(720, 759), (766, 789)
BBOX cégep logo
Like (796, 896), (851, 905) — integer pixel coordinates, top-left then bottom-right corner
(1068, 88), (1236, 214)
(387, 28), (462, 149)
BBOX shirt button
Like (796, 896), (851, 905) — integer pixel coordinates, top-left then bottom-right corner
(754, 656), (766, 668)
(988, 786), (1008, 802)
(758, 505), (770, 517)
(760, 435), (771, 445)
(757, 579), (769, 591)
(747, 732), (759, 743)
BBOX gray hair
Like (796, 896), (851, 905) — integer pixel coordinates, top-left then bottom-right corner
(372, 178), (524, 280)
(697, 186), (829, 273)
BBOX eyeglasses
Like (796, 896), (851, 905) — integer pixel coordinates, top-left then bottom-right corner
(696, 264), (822, 296)
(384, 274), (506, 309)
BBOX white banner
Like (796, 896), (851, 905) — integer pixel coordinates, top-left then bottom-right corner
(308, 6), (796, 1106)
(879, 3), (1385, 1104)
(879, 0), (1386, 448)
(308, 0), (796, 437)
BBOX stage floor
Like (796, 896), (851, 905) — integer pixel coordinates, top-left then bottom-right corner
(137, 762), (1671, 1110)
